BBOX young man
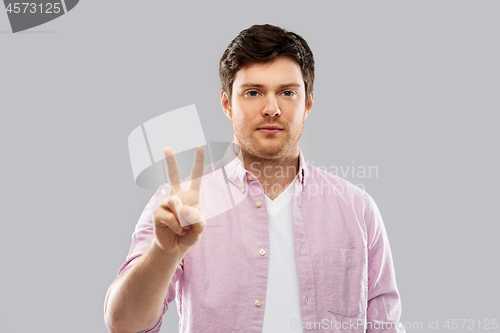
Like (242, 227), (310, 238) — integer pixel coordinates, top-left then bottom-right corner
(105, 24), (405, 333)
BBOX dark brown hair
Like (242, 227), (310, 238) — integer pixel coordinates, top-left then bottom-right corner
(219, 24), (315, 107)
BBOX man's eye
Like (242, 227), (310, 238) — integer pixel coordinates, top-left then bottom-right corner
(247, 91), (259, 97)
(282, 91), (295, 97)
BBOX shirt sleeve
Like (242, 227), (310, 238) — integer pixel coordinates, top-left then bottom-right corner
(104, 183), (184, 333)
(365, 193), (406, 333)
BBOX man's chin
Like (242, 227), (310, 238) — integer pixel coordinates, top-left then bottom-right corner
(237, 136), (290, 158)
(254, 142), (287, 158)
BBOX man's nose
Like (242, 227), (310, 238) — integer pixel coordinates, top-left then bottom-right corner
(261, 95), (281, 117)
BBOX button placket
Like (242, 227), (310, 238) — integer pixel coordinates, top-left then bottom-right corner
(247, 172), (267, 314)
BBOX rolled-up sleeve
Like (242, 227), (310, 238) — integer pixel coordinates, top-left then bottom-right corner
(104, 183), (184, 333)
(365, 194), (405, 333)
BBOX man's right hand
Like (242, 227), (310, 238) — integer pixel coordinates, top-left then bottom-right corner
(153, 146), (206, 255)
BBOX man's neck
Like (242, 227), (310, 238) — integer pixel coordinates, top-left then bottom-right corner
(234, 143), (299, 200)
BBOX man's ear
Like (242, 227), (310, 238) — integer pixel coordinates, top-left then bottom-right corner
(304, 91), (314, 119)
(221, 90), (232, 120)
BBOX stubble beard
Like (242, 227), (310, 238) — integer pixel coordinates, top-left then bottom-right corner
(233, 122), (303, 163)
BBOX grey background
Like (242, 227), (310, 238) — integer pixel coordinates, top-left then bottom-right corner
(1, 1), (499, 332)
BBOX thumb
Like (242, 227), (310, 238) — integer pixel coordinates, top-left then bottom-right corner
(180, 205), (206, 235)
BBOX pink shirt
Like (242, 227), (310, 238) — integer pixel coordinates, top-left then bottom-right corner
(107, 142), (405, 333)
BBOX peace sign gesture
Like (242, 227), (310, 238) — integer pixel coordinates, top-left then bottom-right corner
(153, 146), (207, 254)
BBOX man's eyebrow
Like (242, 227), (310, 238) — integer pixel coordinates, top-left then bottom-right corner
(238, 83), (302, 89)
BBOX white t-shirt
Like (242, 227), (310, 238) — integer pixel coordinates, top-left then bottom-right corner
(262, 176), (303, 333)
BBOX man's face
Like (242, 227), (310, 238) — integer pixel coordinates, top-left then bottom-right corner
(221, 56), (313, 160)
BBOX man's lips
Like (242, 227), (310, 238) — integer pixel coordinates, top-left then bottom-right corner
(257, 126), (283, 134)
(257, 125), (283, 130)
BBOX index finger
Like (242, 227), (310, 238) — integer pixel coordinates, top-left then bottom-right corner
(189, 146), (206, 192)
(163, 146), (182, 193)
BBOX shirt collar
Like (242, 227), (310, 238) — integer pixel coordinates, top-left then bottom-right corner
(221, 141), (308, 191)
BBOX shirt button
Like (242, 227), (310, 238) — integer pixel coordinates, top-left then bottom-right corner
(255, 300), (262, 307)
(255, 200), (262, 207)
(304, 181), (306, 186)
(238, 182), (242, 188)
(259, 249), (266, 256)
(247, 175), (253, 180)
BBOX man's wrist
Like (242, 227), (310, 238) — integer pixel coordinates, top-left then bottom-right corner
(150, 239), (188, 265)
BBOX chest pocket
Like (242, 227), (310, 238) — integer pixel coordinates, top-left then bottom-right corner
(324, 248), (368, 317)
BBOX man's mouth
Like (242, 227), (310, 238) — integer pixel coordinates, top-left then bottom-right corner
(258, 126), (283, 130)
(257, 126), (283, 134)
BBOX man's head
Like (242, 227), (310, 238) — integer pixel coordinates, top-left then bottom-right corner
(219, 24), (315, 160)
